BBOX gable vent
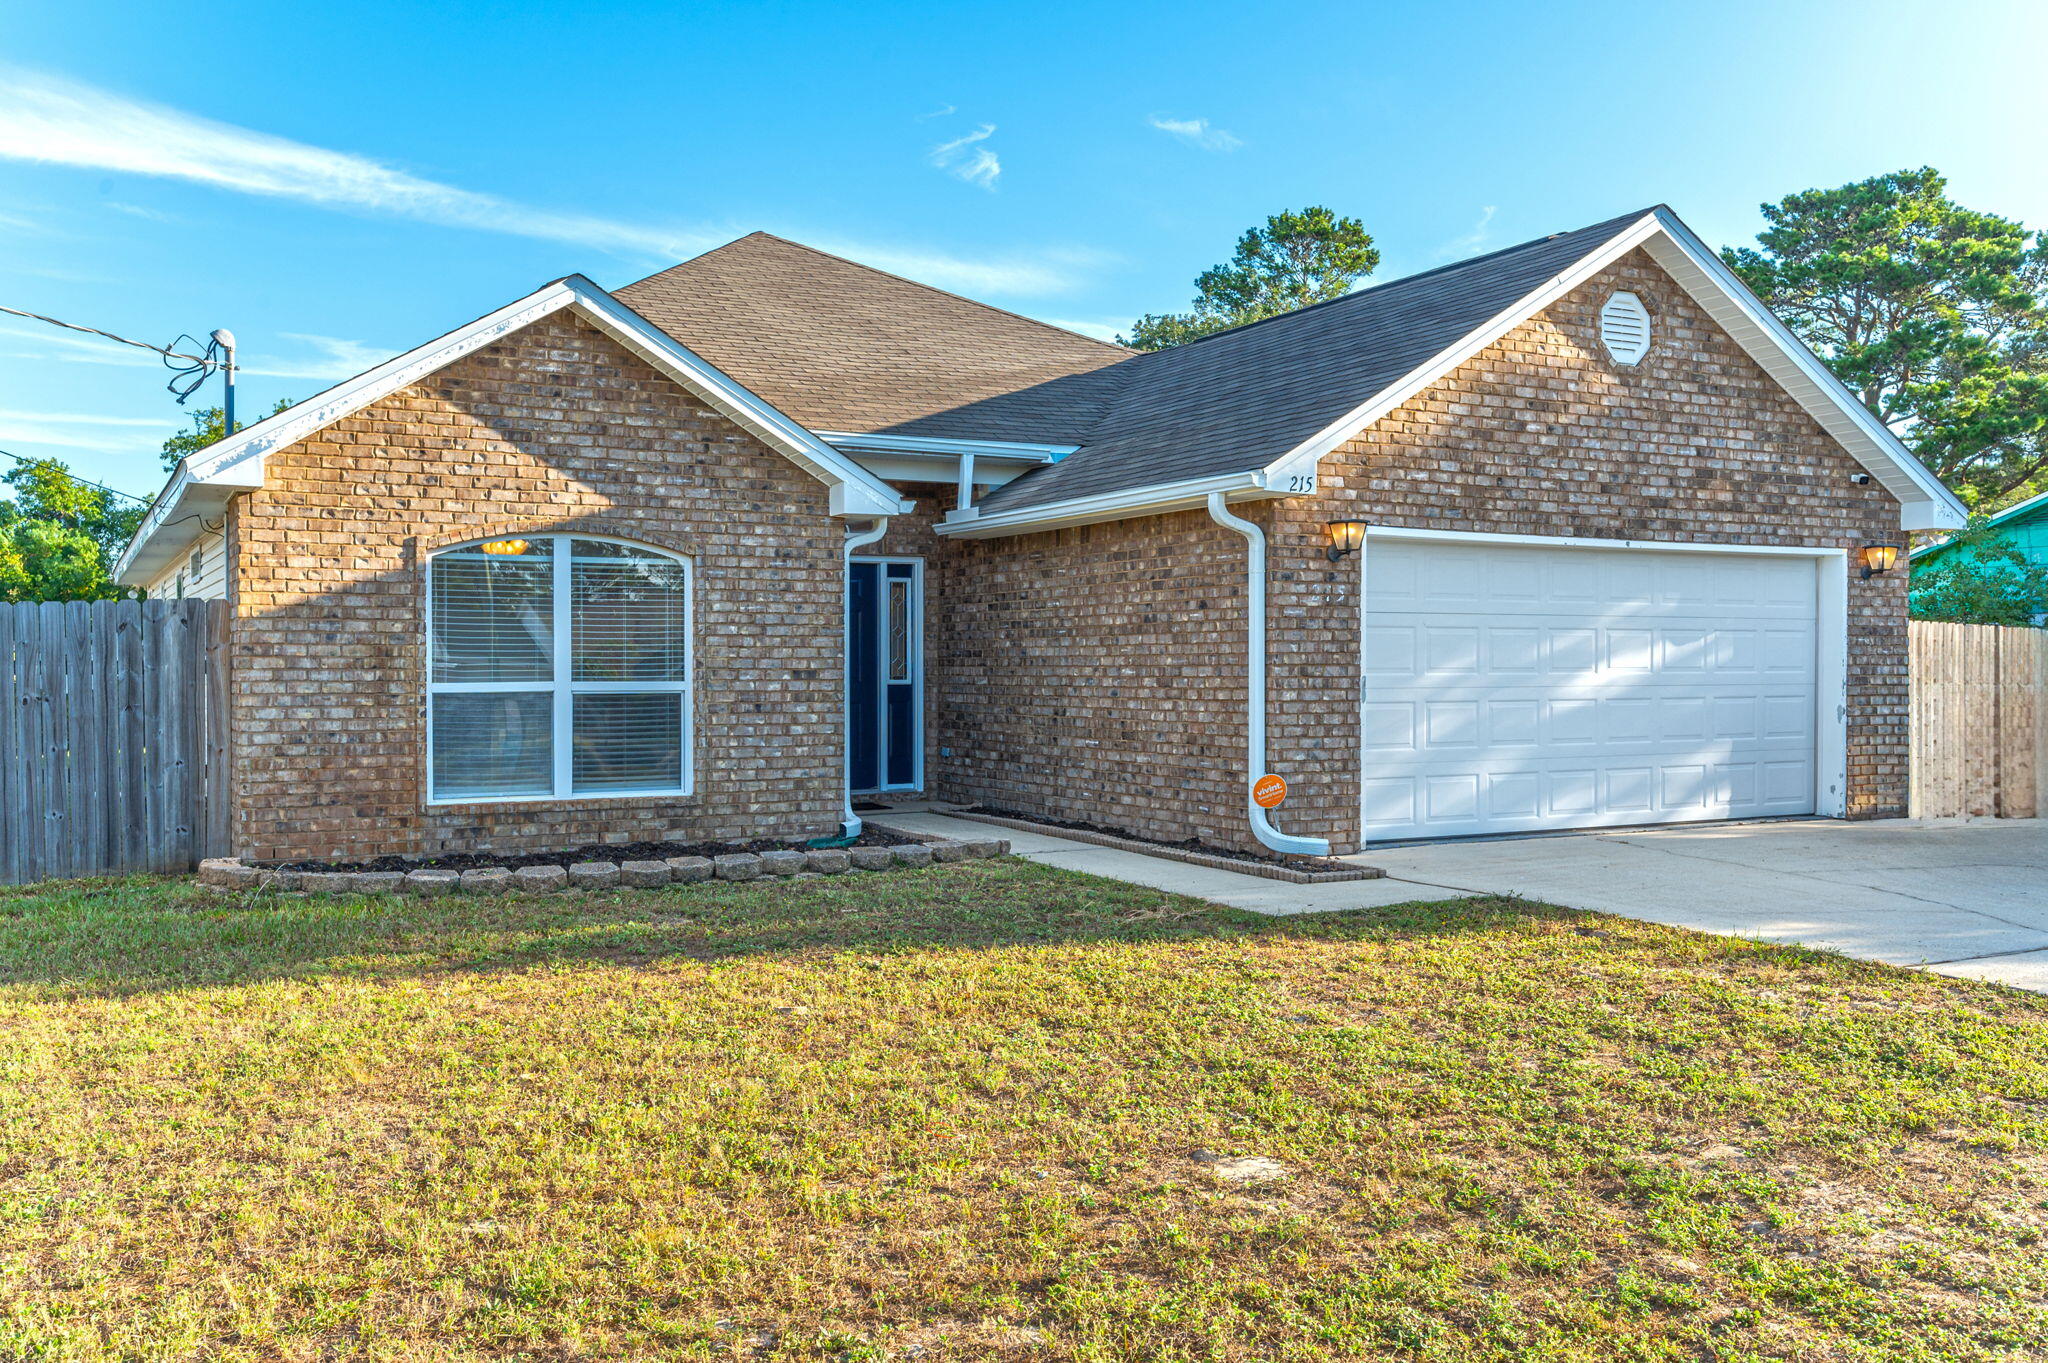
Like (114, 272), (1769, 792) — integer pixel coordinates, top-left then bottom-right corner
(1599, 291), (1652, 365)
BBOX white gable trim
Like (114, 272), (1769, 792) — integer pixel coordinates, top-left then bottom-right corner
(118, 276), (907, 581)
(952, 210), (1966, 540)
(1639, 212), (1962, 530)
(1260, 208), (1963, 531)
(1253, 214), (1669, 501)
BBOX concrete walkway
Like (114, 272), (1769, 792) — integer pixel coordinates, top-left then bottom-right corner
(870, 812), (1472, 915)
(881, 811), (2048, 994)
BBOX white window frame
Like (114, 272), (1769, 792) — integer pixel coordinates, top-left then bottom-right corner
(424, 533), (695, 805)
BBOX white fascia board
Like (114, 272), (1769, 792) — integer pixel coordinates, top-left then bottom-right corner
(178, 276), (908, 519)
(1910, 486), (2048, 558)
(936, 470), (1269, 538)
(112, 469), (243, 586)
(931, 218), (1673, 541)
(816, 430), (1078, 462)
(1641, 212), (1965, 531)
(113, 462), (194, 582)
(1257, 212), (1669, 490)
(1252, 209), (1966, 534)
(568, 286), (907, 516)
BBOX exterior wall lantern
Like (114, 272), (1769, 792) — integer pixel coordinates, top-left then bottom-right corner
(1326, 520), (1368, 562)
(1859, 543), (1901, 579)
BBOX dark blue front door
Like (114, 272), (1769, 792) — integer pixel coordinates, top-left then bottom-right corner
(847, 559), (920, 791)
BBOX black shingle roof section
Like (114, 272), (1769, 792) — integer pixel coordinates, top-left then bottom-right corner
(968, 209), (1657, 515)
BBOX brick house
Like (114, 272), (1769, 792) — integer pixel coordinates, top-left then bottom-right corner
(115, 207), (1963, 864)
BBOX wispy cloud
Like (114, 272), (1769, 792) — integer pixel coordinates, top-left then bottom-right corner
(1435, 205), (1497, 259)
(929, 123), (1001, 191)
(1147, 115), (1242, 152)
(105, 200), (180, 223)
(0, 67), (718, 259)
(256, 333), (392, 380)
(916, 104), (956, 120)
(0, 68), (1082, 297)
(0, 407), (173, 452)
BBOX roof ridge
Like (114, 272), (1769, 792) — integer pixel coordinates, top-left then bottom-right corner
(639, 231), (1131, 357)
(1129, 207), (1663, 355)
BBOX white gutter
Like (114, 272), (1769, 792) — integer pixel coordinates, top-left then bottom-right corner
(839, 517), (891, 837)
(1204, 492), (1332, 857)
(941, 469), (1268, 535)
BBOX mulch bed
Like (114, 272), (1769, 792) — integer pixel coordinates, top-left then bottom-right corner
(958, 806), (1358, 872)
(261, 828), (917, 874)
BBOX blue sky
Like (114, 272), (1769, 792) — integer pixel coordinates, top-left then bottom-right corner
(3, 0), (2044, 500)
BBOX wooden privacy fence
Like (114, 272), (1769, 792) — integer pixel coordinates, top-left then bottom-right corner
(1909, 620), (2048, 819)
(0, 599), (231, 884)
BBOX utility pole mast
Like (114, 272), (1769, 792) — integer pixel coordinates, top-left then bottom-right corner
(210, 328), (237, 432)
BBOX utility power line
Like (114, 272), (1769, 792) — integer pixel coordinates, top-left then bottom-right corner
(0, 445), (153, 506)
(0, 303), (214, 364)
(1, 302), (239, 423)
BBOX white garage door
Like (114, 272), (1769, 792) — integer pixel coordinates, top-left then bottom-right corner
(1364, 538), (1819, 841)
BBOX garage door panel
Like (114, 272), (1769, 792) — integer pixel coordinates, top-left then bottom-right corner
(1371, 618), (1814, 688)
(1366, 750), (1816, 837)
(1365, 540), (1819, 841)
(1373, 544), (1817, 621)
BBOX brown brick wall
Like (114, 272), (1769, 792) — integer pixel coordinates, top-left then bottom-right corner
(929, 250), (1909, 850)
(229, 314), (846, 862)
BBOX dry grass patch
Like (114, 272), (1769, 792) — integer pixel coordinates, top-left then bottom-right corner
(1, 861), (2045, 1360)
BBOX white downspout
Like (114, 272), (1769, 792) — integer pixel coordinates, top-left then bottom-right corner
(840, 517), (891, 837)
(1206, 492), (1332, 857)
(954, 449), (977, 511)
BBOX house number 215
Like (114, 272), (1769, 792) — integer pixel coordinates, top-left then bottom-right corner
(1284, 474), (1317, 493)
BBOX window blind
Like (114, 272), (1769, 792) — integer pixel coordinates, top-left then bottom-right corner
(430, 543), (554, 682)
(427, 536), (690, 801)
(572, 692), (684, 792)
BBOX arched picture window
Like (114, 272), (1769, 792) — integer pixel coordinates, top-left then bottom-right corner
(426, 536), (691, 802)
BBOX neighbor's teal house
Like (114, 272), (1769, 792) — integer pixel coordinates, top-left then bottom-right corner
(1912, 489), (2048, 570)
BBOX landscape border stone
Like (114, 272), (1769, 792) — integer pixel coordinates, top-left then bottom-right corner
(192, 836), (1009, 897)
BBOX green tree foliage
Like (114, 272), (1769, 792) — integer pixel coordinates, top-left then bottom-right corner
(1723, 168), (2048, 508)
(0, 457), (146, 603)
(1122, 207), (1380, 349)
(1908, 523), (2048, 625)
(160, 400), (292, 471)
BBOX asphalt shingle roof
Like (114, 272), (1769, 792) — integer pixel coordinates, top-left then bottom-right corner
(620, 210), (1659, 517)
(615, 233), (1129, 438)
(975, 209), (1657, 514)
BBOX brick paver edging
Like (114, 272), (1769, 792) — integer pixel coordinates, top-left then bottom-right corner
(922, 813), (1384, 884)
(199, 838), (1010, 894)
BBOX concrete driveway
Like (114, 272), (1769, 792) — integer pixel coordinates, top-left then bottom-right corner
(1363, 818), (2048, 992)
(879, 810), (2048, 995)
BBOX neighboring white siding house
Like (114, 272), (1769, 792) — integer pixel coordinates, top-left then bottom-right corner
(142, 528), (227, 600)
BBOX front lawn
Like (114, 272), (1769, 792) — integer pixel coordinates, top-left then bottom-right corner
(2, 861), (2045, 1361)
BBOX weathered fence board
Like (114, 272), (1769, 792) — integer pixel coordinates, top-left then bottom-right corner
(1909, 620), (2047, 819)
(0, 599), (232, 884)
